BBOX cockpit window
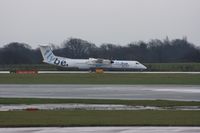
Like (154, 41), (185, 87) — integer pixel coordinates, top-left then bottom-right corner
(136, 62), (139, 65)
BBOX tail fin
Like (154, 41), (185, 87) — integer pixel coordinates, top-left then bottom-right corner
(39, 45), (56, 64)
(39, 45), (70, 67)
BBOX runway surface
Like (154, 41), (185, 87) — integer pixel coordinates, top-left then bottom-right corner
(38, 71), (200, 74)
(0, 85), (200, 101)
(1, 71), (200, 74)
(1, 104), (199, 111)
(1, 127), (200, 133)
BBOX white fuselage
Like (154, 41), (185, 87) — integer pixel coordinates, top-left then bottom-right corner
(39, 45), (147, 70)
(46, 57), (147, 70)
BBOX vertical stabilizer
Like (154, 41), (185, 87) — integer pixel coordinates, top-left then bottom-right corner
(39, 45), (56, 64)
(39, 45), (70, 67)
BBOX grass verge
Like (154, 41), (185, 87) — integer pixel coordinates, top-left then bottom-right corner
(0, 110), (200, 127)
(1, 98), (200, 107)
(0, 73), (200, 84)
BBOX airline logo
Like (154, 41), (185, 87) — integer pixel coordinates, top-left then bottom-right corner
(121, 62), (129, 68)
(44, 49), (55, 62)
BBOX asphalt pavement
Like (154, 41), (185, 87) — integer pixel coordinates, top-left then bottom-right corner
(1, 127), (200, 133)
(0, 84), (200, 101)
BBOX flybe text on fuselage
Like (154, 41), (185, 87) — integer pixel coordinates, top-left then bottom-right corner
(54, 58), (68, 67)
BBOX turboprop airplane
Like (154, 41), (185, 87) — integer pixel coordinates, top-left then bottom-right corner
(39, 45), (147, 71)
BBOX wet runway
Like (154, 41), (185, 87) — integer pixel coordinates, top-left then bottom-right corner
(1, 104), (199, 111)
(1, 127), (200, 133)
(0, 84), (200, 101)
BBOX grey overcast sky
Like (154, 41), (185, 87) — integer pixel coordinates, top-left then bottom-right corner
(0, 0), (200, 48)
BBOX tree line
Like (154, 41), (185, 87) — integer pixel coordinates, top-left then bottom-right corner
(0, 37), (200, 64)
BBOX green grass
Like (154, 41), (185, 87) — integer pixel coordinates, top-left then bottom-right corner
(1, 98), (200, 107)
(145, 63), (200, 71)
(0, 110), (200, 127)
(0, 73), (200, 84)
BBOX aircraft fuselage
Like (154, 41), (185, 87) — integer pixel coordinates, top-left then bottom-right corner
(40, 46), (147, 70)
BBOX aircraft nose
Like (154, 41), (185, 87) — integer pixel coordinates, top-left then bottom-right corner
(142, 64), (147, 70)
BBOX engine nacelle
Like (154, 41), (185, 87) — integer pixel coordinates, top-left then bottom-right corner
(88, 58), (114, 65)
